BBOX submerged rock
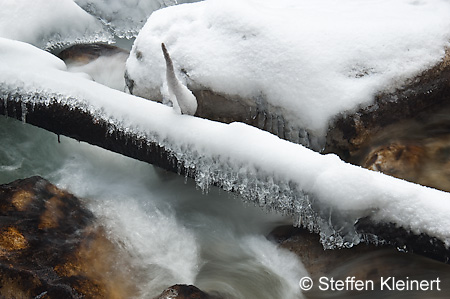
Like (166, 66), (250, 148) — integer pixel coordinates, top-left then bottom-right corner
(0, 176), (138, 298)
(362, 137), (450, 192)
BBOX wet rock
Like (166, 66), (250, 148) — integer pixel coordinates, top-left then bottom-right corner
(0, 176), (137, 298)
(268, 226), (384, 278)
(154, 284), (213, 299)
(326, 48), (450, 159)
(123, 81), (302, 143)
(363, 143), (426, 182)
(57, 43), (129, 66)
(362, 137), (450, 192)
(269, 224), (450, 299)
(323, 48), (450, 193)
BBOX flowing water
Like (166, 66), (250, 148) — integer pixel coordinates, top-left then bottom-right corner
(3, 108), (450, 299)
(0, 116), (306, 299)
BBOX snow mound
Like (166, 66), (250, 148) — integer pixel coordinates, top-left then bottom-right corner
(2, 37), (450, 250)
(126, 0), (450, 144)
(74, 0), (202, 39)
(0, 0), (112, 50)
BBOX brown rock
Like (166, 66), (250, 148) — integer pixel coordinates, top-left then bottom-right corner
(268, 226), (384, 278)
(0, 176), (138, 298)
(354, 118), (450, 191)
(270, 225), (450, 296)
(57, 43), (129, 66)
(363, 143), (426, 182)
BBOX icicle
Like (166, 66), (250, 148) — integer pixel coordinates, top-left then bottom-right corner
(249, 105), (258, 120)
(277, 115), (285, 139)
(265, 112), (273, 132)
(3, 96), (7, 118)
(271, 113), (278, 136)
(20, 101), (27, 123)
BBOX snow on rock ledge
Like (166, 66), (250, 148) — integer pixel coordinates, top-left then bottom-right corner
(125, 0), (450, 149)
(2, 38), (450, 258)
(0, 0), (112, 50)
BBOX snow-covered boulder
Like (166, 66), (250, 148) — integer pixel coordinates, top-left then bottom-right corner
(125, 0), (450, 149)
(0, 0), (111, 50)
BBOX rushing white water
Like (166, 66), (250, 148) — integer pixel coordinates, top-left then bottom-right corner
(0, 116), (307, 299)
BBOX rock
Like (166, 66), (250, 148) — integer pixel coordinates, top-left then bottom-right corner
(270, 225), (450, 296)
(57, 43), (129, 66)
(0, 176), (137, 298)
(326, 48), (450, 160)
(268, 226), (384, 278)
(126, 71), (303, 143)
(362, 137), (450, 192)
(191, 90), (312, 146)
(124, 79), (315, 146)
(323, 48), (450, 192)
(154, 285), (213, 299)
(363, 143), (425, 183)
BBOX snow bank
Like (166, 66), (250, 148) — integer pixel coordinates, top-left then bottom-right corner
(74, 0), (202, 38)
(2, 37), (450, 249)
(126, 0), (450, 142)
(0, 0), (111, 50)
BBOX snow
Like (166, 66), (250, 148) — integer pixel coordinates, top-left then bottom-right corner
(74, 0), (202, 38)
(0, 0), (202, 50)
(2, 37), (450, 249)
(0, 0), (111, 50)
(65, 51), (129, 91)
(126, 0), (450, 144)
(162, 43), (198, 115)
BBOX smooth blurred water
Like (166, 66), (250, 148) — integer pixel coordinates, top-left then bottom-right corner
(0, 116), (306, 298)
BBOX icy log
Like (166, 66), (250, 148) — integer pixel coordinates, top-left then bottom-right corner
(1, 97), (450, 263)
(0, 98), (181, 175)
(3, 38), (450, 263)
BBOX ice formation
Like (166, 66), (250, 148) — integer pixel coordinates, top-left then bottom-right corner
(0, 0), (111, 50)
(162, 43), (198, 115)
(74, 0), (202, 38)
(2, 37), (450, 250)
(126, 0), (450, 145)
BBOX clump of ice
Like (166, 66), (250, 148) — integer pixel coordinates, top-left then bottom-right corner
(0, 0), (112, 50)
(126, 0), (450, 141)
(2, 37), (450, 250)
(74, 0), (202, 39)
